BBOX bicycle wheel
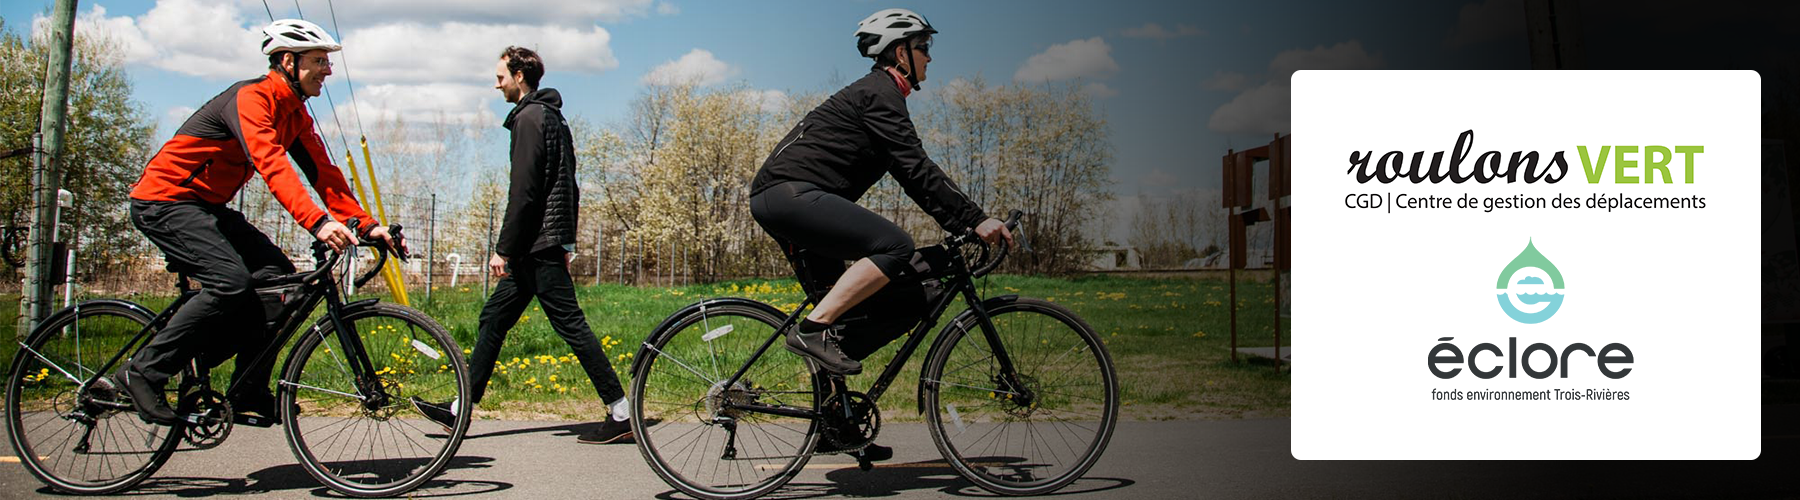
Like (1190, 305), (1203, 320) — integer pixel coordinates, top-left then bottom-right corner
(923, 297), (1119, 495)
(5, 301), (182, 494)
(278, 302), (470, 497)
(632, 301), (822, 500)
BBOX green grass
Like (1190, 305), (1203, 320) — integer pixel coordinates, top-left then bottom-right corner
(2, 275), (1293, 421)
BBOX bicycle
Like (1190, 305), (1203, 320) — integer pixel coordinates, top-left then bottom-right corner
(5, 219), (472, 497)
(630, 210), (1118, 499)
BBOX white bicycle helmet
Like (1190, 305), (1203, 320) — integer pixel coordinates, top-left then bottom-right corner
(261, 19), (341, 55)
(855, 8), (935, 58)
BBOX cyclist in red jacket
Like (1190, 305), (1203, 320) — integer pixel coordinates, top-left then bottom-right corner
(115, 19), (404, 425)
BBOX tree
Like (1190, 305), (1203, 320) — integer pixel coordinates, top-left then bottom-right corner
(0, 17), (156, 282)
(919, 79), (1114, 275)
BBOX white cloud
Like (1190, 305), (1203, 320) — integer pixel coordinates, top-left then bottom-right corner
(1014, 37), (1119, 83)
(345, 22), (617, 85)
(1207, 81), (1289, 135)
(344, 83), (498, 128)
(1268, 40), (1384, 79)
(737, 89), (790, 114)
(32, 0), (619, 101)
(32, 6), (156, 64)
(156, 105), (196, 136)
(1202, 71), (1249, 91)
(1083, 82), (1119, 98)
(1445, 0), (1525, 48)
(1206, 39), (1382, 135)
(656, 2), (681, 16)
(233, 0), (656, 26)
(37, 0), (264, 80)
(642, 49), (737, 86)
(1122, 23), (1203, 40)
(165, 106), (195, 123)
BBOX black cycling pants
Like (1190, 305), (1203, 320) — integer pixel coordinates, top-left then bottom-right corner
(749, 181), (915, 282)
(129, 200), (293, 395)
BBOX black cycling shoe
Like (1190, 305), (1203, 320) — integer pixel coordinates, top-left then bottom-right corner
(817, 440), (892, 462)
(112, 366), (179, 426)
(229, 390), (284, 427)
(410, 397), (457, 433)
(576, 418), (635, 444)
(854, 443), (893, 462)
(784, 324), (862, 375)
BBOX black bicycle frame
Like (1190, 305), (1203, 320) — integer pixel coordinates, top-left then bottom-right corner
(717, 243), (1023, 421)
(67, 253), (384, 409)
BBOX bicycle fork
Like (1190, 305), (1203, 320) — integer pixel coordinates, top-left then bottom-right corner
(961, 289), (1035, 407)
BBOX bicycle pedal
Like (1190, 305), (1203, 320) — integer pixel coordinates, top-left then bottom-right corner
(233, 413), (277, 428)
(856, 458), (873, 471)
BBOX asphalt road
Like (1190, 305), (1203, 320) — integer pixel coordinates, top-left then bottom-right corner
(4, 413), (1800, 499)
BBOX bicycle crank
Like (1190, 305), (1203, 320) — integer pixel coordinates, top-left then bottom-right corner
(178, 389), (233, 449)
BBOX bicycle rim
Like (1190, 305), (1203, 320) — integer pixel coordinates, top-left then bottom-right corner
(5, 302), (181, 494)
(632, 302), (821, 500)
(924, 298), (1119, 495)
(280, 303), (470, 497)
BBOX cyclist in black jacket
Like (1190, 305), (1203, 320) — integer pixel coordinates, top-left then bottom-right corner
(751, 7), (1012, 393)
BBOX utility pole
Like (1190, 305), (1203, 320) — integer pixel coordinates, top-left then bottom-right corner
(25, 0), (80, 332)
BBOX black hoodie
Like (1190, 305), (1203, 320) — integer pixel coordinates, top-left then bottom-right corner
(497, 87), (579, 258)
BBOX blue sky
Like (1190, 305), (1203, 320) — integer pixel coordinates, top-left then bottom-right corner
(4, 0), (1543, 239)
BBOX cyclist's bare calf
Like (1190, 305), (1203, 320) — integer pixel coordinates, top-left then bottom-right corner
(807, 258), (890, 324)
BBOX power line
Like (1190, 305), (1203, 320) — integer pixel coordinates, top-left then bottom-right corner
(324, 0), (368, 139)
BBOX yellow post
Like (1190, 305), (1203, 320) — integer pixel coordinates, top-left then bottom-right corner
(360, 136), (411, 306)
(343, 151), (372, 214)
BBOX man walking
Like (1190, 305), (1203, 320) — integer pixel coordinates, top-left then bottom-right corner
(413, 46), (632, 444)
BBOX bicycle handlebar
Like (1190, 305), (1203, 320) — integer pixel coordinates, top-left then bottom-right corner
(965, 210), (1024, 278)
(305, 218), (408, 289)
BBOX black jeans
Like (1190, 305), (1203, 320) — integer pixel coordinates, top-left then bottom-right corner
(128, 200), (292, 396)
(467, 249), (625, 405)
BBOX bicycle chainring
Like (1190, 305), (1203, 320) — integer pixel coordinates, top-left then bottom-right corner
(179, 389), (232, 449)
(819, 391), (879, 452)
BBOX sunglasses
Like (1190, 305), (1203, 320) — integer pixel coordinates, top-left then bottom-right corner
(911, 37), (932, 56)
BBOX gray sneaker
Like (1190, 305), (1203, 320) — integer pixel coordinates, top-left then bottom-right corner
(783, 325), (862, 375)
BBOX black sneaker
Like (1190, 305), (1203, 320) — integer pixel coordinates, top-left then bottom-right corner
(112, 366), (179, 426)
(576, 418), (635, 444)
(410, 397), (457, 433)
(783, 325), (862, 375)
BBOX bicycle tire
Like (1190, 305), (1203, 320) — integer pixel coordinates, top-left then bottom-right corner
(632, 301), (823, 500)
(278, 302), (470, 497)
(922, 297), (1119, 495)
(5, 301), (182, 494)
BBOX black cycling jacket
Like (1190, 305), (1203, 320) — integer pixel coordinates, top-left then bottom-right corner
(750, 69), (987, 233)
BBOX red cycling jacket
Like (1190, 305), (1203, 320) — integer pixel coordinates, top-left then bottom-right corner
(131, 70), (371, 233)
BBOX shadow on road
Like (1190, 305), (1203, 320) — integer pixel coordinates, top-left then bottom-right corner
(54, 455), (512, 498)
(456, 418), (662, 441)
(651, 456), (1132, 499)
